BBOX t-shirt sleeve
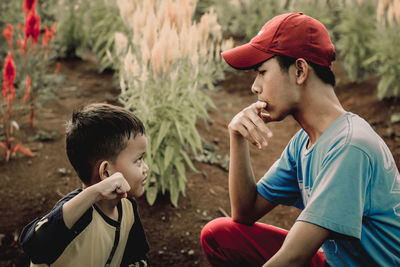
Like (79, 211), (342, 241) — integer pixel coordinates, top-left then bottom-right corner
(257, 137), (303, 209)
(19, 189), (93, 264)
(297, 145), (371, 239)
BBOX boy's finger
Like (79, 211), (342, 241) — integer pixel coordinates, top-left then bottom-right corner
(254, 101), (267, 111)
(248, 110), (273, 139)
(241, 118), (266, 148)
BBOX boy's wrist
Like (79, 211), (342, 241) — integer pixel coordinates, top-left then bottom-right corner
(83, 184), (103, 203)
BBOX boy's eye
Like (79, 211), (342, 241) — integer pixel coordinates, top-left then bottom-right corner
(135, 155), (144, 164)
(259, 70), (266, 75)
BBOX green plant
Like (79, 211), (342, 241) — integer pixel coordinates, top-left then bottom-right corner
(86, 0), (126, 73)
(53, 0), (91, 58)
(365, 27), (400, 100)
(115, 0), (232, 207)
(0, 1), (24, 61)
(212, 0), (285, 41)
(362, 0), (400, 100)
(120, 60), (214, 207)
(334, 0), (376, 82)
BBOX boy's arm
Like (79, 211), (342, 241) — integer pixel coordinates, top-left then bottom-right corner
(263, 221), (330, 266)
(228, 101), (277, 224)
(63, 172), (130, 228)
(19, 172), (130, 264)
(19, 189), (88, 264)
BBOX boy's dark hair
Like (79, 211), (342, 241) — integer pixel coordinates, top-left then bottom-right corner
(253, 54), (336, 87)
(275, 54), (336, 87)
(66, 103), (145, 184)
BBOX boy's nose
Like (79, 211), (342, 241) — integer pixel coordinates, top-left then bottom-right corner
(251, 80), (260, 94)
(251, 76), (262, 94)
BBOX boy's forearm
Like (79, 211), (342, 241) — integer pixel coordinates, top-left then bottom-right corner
(263, 221), (330, 266)
(62, 186), (100, 229)
(228, 132), (258, 221)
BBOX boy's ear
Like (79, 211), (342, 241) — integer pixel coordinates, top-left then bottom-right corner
(294, 58), (308, 85)
(99, 160), (110, 181)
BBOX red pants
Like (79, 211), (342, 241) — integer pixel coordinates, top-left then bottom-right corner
(201, 217), (327, 267)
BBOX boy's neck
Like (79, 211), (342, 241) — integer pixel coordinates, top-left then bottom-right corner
(95, 199), (120, 221)
(294, 83), (345, 146)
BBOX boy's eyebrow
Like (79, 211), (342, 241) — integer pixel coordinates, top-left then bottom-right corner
(137, 151), (146, 158)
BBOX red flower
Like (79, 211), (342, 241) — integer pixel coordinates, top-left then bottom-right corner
(2, 53), (16, 103)
(24, 8), (41, 44)
(2, 24), (13, 48)
(22, 0), (38, 14)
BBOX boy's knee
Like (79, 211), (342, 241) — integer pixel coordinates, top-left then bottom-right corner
(201, 217), (235, 246)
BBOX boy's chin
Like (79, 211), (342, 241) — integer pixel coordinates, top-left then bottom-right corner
(128, 189), (145, 199)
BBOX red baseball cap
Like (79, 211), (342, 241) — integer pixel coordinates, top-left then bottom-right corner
(222, 13), (335, 69)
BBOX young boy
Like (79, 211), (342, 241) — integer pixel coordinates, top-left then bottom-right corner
(19, 103), (150, 266)
(201, 13), (400, 266)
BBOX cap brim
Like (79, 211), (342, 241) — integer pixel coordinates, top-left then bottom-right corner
(221, 43), (275, 70)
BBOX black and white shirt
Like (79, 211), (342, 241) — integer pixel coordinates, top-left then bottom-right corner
(19, 189), (149, 266)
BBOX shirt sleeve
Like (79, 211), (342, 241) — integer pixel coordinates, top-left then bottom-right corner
(297, 145), (372, 239)
(19, 189), (93, 264)
(257, 136), (303, 209)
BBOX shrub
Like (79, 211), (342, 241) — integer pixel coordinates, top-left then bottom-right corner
(114, 0), (233, 207)
(53, 0), (90, 58)
(365, 0), (400, 99)
(85, 0), (126, 73)
(334, 0), (376, 82)
(211, 0), (285, 41)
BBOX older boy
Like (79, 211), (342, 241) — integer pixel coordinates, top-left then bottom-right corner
(201, 13), (400, 266)
(20, 103), (150, 266)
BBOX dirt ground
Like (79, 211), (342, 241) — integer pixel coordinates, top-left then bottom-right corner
(0, 56), (399, 267)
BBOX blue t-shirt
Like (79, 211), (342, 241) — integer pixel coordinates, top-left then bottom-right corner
(257, 112), (400, 266)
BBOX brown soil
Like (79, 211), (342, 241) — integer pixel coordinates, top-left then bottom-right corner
(0, 57), (399, 267)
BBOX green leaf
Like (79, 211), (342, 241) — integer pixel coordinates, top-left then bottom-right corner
(175, 159), (187, 195)
(377, 75), (395, 100)
(174, 121), (184, 143)
(180, 150), (200, 173)
(169, 175), (179, 207)
(153, 121), (171, 154)
(163, 145), (175, 172)
(146, 183), (158, 206)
